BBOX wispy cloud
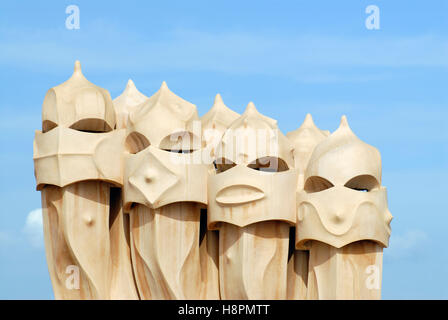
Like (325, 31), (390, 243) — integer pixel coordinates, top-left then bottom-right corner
(23, 208), (44, 249)
(0, 23), (447, 82)
(384, 229), (428, 261)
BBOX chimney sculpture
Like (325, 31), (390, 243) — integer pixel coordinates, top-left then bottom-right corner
(208, 103), (298, 299)
(295, 116), (393, 299)
(34, 61), (136, 299)
(200, 94), (240, 299)
(286, 114), (328, 300)
(123, 82), (208, 299)
(113, 79), (148, 130)
(34, 62), (392, 300)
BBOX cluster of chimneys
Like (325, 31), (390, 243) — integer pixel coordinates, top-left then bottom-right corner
(33, 61), (392, 300)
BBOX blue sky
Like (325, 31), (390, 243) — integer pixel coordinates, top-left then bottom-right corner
(0, 0), (447, 299)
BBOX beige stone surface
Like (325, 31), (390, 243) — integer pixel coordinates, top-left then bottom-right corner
(124, 81), (207, 299)
(208, 102), (297, 299)
(42, 61), (115, 132)
(295, 115), (392, 299)
(34, 61), (392, 300)
(286, 113), (328, 300)
(199, 94), (240, 300)
(295, 116), (392, 250)
(36, 61), (137, 300)
(113, 79), (148, 130)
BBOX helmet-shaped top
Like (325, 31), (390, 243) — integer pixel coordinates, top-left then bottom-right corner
(201, 94), (240, 142)
(201, 93), (240, 154)
(113, 79), (148, 129)
(127, 82), (200, 152)
(287, 113), (329, 174)
(42, 61), (116, 132)
(305, 115), (381, 188)
(216, 102), (294, 170)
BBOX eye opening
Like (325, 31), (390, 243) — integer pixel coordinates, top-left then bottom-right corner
(214, 158), (236, 173)
(70, 119), (113, 132)
(304, 176), (334, 193)
(247, 157), (289, 173)
(42, 120), (57, 133)
(125, 132), (150, 154)
(344, 175), (379, 192)
(159, 131), (199, 153)
(163, 149), (194, 154)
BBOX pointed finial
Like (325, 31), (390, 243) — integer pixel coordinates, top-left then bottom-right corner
(160, 81), (168, 90)
(244, 101), (258, 115)
(332, 115), (354, 137)
(240, 101), (277, 127)
(126, 79), (136, 89)
(302, 113), (315, 127)
(74, 60), (82, 75)
(201, 93), (240, 132)
(117, 79), (145, 100)
(340, 115), (349, 128)
(210, 93), (227, 112)
(214, 93), (223, 105)
(300, 113), (329, 136)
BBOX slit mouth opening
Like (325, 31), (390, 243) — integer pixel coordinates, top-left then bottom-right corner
(162, 149), (194, 154)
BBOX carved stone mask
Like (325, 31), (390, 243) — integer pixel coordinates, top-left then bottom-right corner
(207, 103), (298, 229)
(123, 82), (207, 210)
(295, 116), (393, 249)
(34, 127), (125, 190)
(34, 61), (121, 190)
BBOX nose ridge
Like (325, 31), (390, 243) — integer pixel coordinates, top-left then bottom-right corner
(333, 211), (344, 222)
(386, 209), (393, 224)
(143, 163), (157, 183)
(144, 167), (156, 183)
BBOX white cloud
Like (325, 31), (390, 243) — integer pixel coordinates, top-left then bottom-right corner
(390, 230), (428, 250)
(23, 208), (44, 249)
(0, 24), (447, 81)
(384, 229), (428, 261)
